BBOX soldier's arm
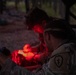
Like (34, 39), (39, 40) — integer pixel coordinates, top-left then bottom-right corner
(46, 52), (71, 75)
(0, 51), (71, 75)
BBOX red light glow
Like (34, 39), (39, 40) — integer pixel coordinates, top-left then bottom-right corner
(11, 44), (40, 66)
(11, 43), (48, 71)
(32, 24), (44, 34)
(23, 44), (32, 52)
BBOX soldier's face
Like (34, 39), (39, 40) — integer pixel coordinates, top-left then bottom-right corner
(43, 32), (53, 52)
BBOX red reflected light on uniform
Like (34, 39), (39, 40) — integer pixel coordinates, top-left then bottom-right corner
(32, 24), (44, 34)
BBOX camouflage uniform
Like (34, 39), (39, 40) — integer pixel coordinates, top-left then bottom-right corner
(0, 40), (76, 75)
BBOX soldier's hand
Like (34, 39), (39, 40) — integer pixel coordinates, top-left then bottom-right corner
(0, 47), (11, 67)
(0, 53), (9, 67)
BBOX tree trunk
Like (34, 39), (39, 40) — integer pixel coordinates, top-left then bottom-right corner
(58, 0), (65, 18)
(52, 0), (58, 13)
(15, 0), (19, 10)
(0, 0), (6, 14)
(24, 0), (29, 13)
(38, 0), (42, 8)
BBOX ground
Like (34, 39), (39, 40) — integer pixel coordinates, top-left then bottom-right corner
(0, 12), (39, 52)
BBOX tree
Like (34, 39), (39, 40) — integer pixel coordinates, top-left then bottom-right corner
(15, 0), (20, 10)
(0, 0), (6, 14)
(24, 0), (29, 13)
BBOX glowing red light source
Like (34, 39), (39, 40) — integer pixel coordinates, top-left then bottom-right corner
(11, 43), (48, 71)
(32, 24), (44, 33)
(11, 44), (40, 66)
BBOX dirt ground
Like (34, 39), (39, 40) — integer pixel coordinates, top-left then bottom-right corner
(0, 15), (39, 52)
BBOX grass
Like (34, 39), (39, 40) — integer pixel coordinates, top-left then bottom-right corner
(6, 1), (26, 12)
(6, 1), (15, 7)
(19, 2), (26, 12)
(41, 3), (60, 18)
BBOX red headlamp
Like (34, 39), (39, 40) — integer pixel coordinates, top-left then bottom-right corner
(32, 24), (44, 34)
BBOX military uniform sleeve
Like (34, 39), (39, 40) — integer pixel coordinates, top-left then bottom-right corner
(0, 58), (54, 75)
(0, 56), (65, 75)
(0, 52), (71, 75)
(0, 58), (53, 75)
(0, 58), (34, 75)
(46, 52), (71, 75)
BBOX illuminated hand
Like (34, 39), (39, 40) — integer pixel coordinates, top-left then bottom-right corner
(18, 50), (26, 57)
(18, 50), (23, 55)
(23, 44), (32, 52)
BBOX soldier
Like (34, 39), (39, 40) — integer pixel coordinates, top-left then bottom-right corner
(43, 19), (76, 75)
(10, 7), (51, 71)
(25, 7), (52, 65)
